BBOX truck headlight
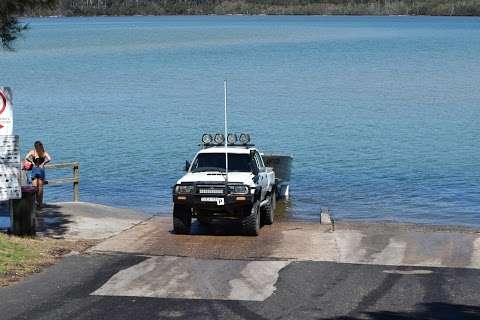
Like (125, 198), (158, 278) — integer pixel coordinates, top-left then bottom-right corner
(229, 185), (249, 194)
(175, 185), (194, 194)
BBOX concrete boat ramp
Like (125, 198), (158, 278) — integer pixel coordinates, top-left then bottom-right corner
(2, 202), (480, 319)
(88, 215), (480, 304)
(33, 202), (480, 270)
(91, 215), (480, 269)
(35, 202), (148, 240)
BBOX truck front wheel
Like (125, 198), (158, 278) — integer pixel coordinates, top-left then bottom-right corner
(242, 201), (260, 236)
(173, 204), (192, 234)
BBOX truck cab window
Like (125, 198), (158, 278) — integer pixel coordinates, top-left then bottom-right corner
(191, 153), (252, 172)
(254, 152), (264, 170)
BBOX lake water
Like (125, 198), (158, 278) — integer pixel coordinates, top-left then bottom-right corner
(1, 16), (479, 226)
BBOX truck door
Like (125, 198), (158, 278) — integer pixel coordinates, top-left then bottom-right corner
(254, 151), (268, 201)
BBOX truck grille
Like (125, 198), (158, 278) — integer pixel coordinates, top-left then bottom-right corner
(198, 187), (225, 195)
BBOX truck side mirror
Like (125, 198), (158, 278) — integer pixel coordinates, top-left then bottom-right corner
(184, 160), (191, 172)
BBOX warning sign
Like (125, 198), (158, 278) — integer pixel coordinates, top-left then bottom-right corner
(0, 87), (13, 134)
(0, 91), (6, 114)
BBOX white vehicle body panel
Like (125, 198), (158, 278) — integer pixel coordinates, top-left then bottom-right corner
(177, 172), (256, 187)
(176, 146), (275, 200)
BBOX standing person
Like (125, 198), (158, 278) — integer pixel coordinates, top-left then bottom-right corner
(25, 141), (52, 209)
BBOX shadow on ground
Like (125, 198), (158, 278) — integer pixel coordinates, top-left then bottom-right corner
(36, 204), (73, 238)
(177, 199), (295, 237)
(185, 220), (248, 236)
(333, 302), (480, 320)
(0, 203), (72, 237)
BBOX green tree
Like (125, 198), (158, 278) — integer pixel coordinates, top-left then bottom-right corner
(1, 0), (57, 50)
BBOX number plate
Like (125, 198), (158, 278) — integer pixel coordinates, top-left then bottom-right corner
(201, 197), (225, 205)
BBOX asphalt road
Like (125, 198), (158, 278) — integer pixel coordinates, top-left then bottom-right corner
(1, 253), (480, 320)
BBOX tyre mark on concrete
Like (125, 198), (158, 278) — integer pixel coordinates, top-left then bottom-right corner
(264, 261), (354, 320)
(346, 270), (402, 317)
(419, 268), (449, 304)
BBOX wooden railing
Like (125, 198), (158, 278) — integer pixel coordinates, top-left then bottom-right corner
(44, 162), (79, 202)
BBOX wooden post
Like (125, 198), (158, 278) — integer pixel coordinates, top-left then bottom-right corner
(44, 162), (80, 202)
(73, 162), (79, 202)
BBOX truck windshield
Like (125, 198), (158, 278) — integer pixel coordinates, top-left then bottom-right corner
(191, 153), (252, 173)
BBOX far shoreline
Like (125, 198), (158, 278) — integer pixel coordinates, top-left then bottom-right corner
(22, 14), (480, 19)
(20, 0), (480, 19)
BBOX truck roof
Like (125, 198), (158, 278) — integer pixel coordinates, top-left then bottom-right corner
(197, 146), (255, 155)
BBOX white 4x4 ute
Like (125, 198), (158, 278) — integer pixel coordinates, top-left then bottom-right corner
(172, 134), (276, 236)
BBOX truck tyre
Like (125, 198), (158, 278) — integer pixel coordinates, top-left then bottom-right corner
(173, 204), (191, 234)
(242, 201), (260, 236)
(262, 195), (275, 225)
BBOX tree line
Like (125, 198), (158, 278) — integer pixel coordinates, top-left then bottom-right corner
(2, 0), (480, 49)
(22, 0), (480, 16)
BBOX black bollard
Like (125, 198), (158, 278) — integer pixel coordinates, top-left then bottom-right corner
(10, 186), (37, 236)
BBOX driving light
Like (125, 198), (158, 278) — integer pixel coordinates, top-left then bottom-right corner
(214, 133), (225, 145)
(227, 133), (237, 144)
(239, 133), (250, 145)
(175, 185), (194, 194)
(202, 134), (212, 144)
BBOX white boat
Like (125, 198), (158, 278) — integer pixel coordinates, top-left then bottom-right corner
(262, 154), (293, 199)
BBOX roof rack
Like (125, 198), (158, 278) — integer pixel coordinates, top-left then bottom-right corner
(201, 133), (252, 148)
(200, 143), (255, 148)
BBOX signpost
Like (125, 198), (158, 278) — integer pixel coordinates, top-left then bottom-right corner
(0, 87), (34, 235)
(0, 87), (21, 202)
(0, 136), (21, 201)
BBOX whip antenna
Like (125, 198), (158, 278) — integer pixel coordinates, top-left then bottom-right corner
(224, 80), (229, 187)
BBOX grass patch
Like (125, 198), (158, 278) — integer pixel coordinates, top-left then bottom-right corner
(0, 233), (93, 287)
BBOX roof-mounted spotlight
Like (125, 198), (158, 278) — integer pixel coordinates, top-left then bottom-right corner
(202, 133), (213, 144)
(214, 133), (225, 145)
(227, 133), (237, 145)
(239, 133), (250, 145)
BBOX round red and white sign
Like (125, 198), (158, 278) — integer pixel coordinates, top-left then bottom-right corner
(0, 91), (7, 115)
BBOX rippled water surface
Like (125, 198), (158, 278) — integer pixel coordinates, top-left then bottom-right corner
(1, 16), (479, 225)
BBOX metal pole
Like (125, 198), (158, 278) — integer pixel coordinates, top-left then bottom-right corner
(224, 80), (229, 187)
